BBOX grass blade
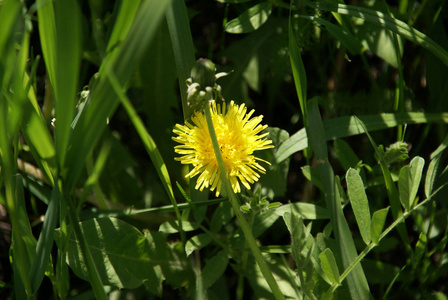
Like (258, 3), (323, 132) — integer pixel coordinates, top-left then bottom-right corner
(308, 2), (448, 67)
(65, 0), (171, 188)
(276, 112), (448, 163)
(166, 0), (196, 120)
(308, 99), (370, 299)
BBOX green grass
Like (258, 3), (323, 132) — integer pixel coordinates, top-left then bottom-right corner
(1, 0), (448, 299)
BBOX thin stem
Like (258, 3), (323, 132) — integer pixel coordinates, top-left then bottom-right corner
(325, 188), (443, 295)
(204, 105), (285, 300)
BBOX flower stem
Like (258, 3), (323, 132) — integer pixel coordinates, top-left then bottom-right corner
(204, 105), (285, 300)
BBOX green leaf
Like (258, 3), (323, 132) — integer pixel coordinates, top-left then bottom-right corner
(301, 16), (363, 55)
(202, 251), (229, 289)
(301, 165), (323, 191)
(289, 9), (307, 124)
(275, 112), (448, 163)
(346, 168), (371, 245)
(166, 0), (196, 119)
(65, 0), (170, 188)
(308, 3), (448, 67)
(370, 207), (389, 244)
(412, 232), (427, 268)
(399, 157), (425, 211)
(275, 202), (329, 220)
(308, 99), (370, 299)
(225, 3), (272, 34)
(159, 220), (198, 234)
(319, 248), (340, 284)
(425, 153), (441, 198)
(409, 156), (425, 206)
(185, 234), (212, 257)
(333, 139), (361, 171)
(382, 141), (409, 165)
(54, 218), (156, 289)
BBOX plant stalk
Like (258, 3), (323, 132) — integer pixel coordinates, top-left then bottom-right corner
(204, 104), (285, 300)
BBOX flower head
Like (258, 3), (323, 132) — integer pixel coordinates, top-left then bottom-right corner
(173, 101), (274, 196)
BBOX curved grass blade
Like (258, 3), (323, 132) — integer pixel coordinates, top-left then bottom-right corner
(65, 0), (171, 188)
(308, 3), (448, 67)
(276, 112), (448, 163)
(308, 99), (370, 299)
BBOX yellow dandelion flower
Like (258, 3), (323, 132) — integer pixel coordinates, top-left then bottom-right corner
(172, 100), (274, 197)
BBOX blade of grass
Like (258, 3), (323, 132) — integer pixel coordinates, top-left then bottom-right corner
(65, 0), (172, 189)
(104, 67), (186, 244)
(307, 99), (370, 299)
(276, 112), (448, 163)
(37, 0), (82, 168)
(166, 0), (196, 120)
(308, 2), (448, 67)
(29, 185), (59, 292)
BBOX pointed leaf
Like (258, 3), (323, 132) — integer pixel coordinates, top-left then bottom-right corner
(409, 156), (425, 208)
(319, 248), (340, 284)
(346, 168), (371, 245)
(371, 207), (389, 244)
(185, 234), (211, 257)
(225, 3), (272, 34)
(54, 218), (156, 289)
(202, 251), (229, 289)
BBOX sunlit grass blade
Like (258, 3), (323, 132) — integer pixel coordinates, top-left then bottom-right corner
(276, 112), (448, 163)
(29, 186), (59, 292)
(308, 99), (370, 299)
(104, 67), (186, 243)
(65, 0), (172, 189)
(37, 0), (82, 167)
(166, 0), (196, 120)
(308, 2), (448, 67)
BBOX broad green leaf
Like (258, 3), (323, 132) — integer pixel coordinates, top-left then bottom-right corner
(275, 112), (448, 163)
(334, 139), (361, 171)
(210, 201), (234, 233)
(358, 22), (403, 67)
(308, 99), (370, 299)
(319, 248), (340, 284)
(54, 218), (155, 289)
(275, 202), (329, 220)
(159, 220), (198, 234)
(185, 234), (212, 257)
(283, 211), (305, 266)
(301, 165), (323, 191)
(202, 251), (229, 289)
(370, 207), (389, 244)
(225, 3), (272, 34)
(308, 3), (448, 67)
(258, 127), (290, 198)
(355, 117), (409, 247)
(346, 168), (371, 245)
